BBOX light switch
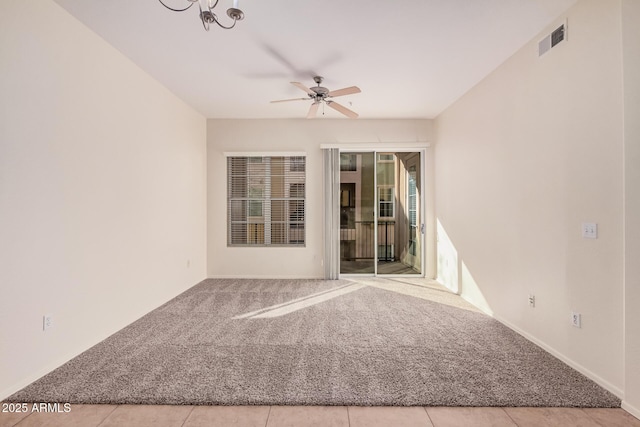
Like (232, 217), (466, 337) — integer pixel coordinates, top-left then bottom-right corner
(582, 222), (597, 239)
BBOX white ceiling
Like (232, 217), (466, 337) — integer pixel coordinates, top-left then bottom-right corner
(53, 0), (576, 119)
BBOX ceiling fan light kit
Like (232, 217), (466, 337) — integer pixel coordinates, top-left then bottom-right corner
(158, 0), (244, 31)
(271, 76), (361, 119)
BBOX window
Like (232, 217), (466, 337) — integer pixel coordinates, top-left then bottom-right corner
(378, 187), (394, 218)
(248, 186), (263, 217)
(340, 154), (357, 171)
(376, 153), (395, 187)
(228, 156), (305, 246)
(290, 156), (305, 172)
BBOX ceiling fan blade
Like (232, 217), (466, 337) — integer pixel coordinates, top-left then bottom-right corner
(327, 101), (359, 119)
(327, 86), (361, 98)
(270, 98), (309, 103)
(307, 102), (319, 119)
(291, 82), (315, 95)
(260, 44), (318, 79)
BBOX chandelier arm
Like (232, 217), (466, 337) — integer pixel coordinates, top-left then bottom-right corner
(158, 0), (194, 12)
(213, 17), (238, 30)
(159, 0), (242, 31)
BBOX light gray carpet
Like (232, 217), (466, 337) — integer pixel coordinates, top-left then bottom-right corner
(8, 278), (620, 407)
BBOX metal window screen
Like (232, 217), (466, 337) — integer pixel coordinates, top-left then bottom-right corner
(227, 156), (306, 246)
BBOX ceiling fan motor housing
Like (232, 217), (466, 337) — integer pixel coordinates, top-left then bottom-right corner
(311, 86), (329, 100)
(310, 76), (329, 100)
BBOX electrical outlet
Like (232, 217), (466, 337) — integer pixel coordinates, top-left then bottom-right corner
(571, 312), (581, 328)
(528, 294), (535, 308)
(43, 315), (53, 331)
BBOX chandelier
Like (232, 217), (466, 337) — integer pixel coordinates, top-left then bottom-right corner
(158, 0), (244, 31)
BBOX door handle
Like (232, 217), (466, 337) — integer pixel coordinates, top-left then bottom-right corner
(420, 224), (425, 234)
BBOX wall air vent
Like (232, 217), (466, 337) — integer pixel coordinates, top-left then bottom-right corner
(538, 20), (567, 57)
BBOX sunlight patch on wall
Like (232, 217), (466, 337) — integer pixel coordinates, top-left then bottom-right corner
(436, 218), (493, 315)
(436, 218), (459, 293)
(461, 261), (493, 316)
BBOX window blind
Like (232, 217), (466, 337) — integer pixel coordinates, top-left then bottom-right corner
(227, 156), (306, 246)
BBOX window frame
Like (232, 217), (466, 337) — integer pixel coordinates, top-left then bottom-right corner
(227, 154), (306, 247)
(378, 186), (395, 219)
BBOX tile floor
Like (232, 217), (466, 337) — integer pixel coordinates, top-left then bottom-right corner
(1, 404), (639, 427)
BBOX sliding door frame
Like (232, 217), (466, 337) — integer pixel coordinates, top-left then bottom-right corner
(322, 143), (428, 278)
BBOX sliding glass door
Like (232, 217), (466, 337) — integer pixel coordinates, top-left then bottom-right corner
(339, 152), (375, 274)
(339, 151), (423, 276)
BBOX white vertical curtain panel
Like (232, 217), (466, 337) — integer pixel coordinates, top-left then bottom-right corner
(323, 148), (340, 279)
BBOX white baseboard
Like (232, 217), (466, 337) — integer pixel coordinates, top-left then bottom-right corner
(3, 278), (627, 407)
(1, 347), (86, 401)
(2, 279), (202, 402)
(494, 314), (624, 399)
(443, 281), (625, 403)
(622, 401), (640, 420)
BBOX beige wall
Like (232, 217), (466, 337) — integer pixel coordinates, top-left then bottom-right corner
(0, 0), (207, 399)
(207, 119), (433, 278)
(435, 0), (624, 397)
(622, 0), (640, 418)
(3, 0), (633, 412)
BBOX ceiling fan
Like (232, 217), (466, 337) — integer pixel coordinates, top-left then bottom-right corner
(271, 76), (361, 119)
